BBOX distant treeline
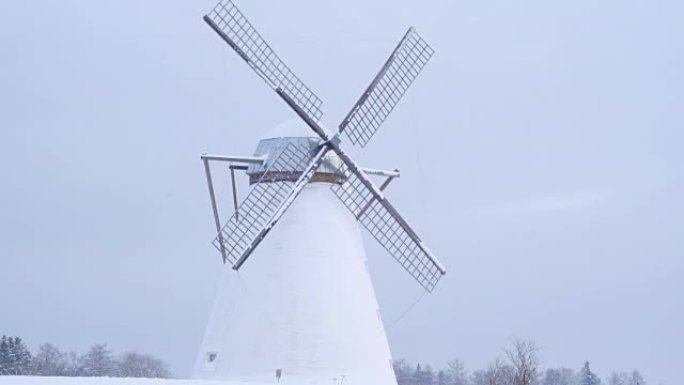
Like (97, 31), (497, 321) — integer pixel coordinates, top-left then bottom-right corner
(1, 335), (651, 384)
(392, 339), (650, 385)
(0, 335), (171, 378)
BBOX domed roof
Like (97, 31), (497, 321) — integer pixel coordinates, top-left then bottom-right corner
(259, 119), (319, 141)
(247, 119), (343, 184)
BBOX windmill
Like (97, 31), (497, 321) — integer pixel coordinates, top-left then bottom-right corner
(195, 1), (446, 384)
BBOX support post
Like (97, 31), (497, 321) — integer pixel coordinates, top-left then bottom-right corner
(230, 167), (239, 221)
(356, 172), (398, 220)
(203, 157), (228, 263)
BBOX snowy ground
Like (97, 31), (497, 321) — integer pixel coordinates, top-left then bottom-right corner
(0, 377), (265, 385)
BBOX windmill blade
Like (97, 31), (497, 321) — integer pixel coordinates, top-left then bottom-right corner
(214, 143), (327, 269)
(204, 0), (323, 122)
(277, 94), (446, 291)
(338, 27), (434, 147)
(331, 163), (445, 292)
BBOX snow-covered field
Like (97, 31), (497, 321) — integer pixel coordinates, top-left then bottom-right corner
(0, 377), (261, 385)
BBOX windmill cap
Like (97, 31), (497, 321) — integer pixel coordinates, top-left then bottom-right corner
(248, 120), (343, 184)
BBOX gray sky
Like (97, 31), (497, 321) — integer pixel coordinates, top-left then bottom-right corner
(0, 0), (682, 384)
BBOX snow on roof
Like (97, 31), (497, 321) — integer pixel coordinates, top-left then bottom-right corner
(258, 119), (327, 140)
(0, 377), (265, 385)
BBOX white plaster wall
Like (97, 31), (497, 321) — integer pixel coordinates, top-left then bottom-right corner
(194, 183), (397, 385)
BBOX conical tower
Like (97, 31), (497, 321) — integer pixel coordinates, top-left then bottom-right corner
(195, 123), (396, 384)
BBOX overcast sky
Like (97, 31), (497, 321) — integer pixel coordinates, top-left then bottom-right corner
(0, 0), (682, 384)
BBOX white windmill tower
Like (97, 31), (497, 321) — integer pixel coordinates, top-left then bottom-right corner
(195, 1), (446, 384)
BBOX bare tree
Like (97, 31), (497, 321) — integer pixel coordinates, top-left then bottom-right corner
(393, 359), (414, 385)
(413, 364), (436, 385)
(117, 352), (171, 378)
(629, 370), (646, 385)
(473, 358), (514, 385)
(504, 339), (540, 385)
(63, 351), (81, 377)
(79, 344), (115, 377)
(608, 371), (630, 385)
(542, 367), (576, 385)
(446, 359), (469, 385)
(32, 344), (68, 376)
